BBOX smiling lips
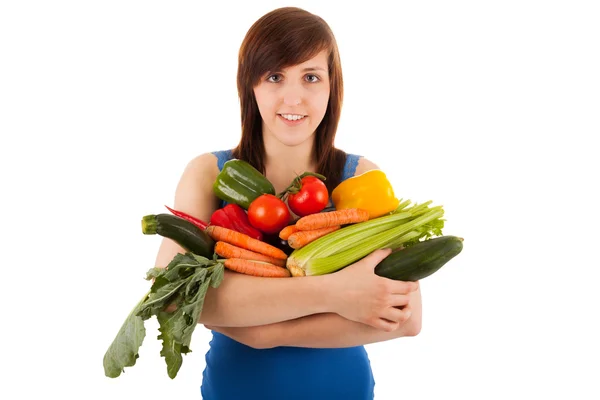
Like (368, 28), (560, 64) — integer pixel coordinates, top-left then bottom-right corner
(278, 113), (306, 126)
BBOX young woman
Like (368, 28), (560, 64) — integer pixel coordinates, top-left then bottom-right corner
(154, 7), (421, 399)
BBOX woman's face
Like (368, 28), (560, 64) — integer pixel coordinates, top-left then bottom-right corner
(253, 50), (330, 148)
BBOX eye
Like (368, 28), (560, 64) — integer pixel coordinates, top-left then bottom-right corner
(267, 73), (282, 83)
(305, 74), (320, 83)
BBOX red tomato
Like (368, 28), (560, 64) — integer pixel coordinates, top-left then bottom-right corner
(287, 176), (329, 217)
(248, 194), (291, 234)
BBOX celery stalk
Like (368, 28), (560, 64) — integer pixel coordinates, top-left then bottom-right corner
(287, 211), (413, 270)
(300, 208), (444, 276)
(393, 198), (412, 213)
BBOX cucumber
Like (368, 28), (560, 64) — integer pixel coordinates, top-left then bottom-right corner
(374, 236), (463, 281)
(142, 213), (215, 258)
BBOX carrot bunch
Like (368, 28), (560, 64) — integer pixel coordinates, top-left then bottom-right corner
(279, 208), (369, 249)
(205, 208), (369, 276)
(206, 225), (291, 278)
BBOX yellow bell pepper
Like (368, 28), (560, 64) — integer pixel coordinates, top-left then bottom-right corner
(331, 169), (399, 219)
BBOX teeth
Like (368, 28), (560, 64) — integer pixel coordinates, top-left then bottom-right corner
(281, 114), (305, 121)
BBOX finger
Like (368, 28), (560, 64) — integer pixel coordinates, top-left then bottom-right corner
(382, 307), (406, 323)
(390, 280), (419, 294)
(388, 294), (411, 308)
(374, 318), (400, 332)
(361, 248), (393, 268)
(382, 306), (412, 324)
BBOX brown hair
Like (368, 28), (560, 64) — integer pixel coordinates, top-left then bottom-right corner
(232, 7), (347, 193)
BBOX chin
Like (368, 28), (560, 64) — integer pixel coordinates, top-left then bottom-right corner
(276, 133), (314, 147)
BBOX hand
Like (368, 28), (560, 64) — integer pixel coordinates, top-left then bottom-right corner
(325, 248), (419, 332)
(205, 324), (280, 349)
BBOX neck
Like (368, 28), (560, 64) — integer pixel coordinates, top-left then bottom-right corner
(262, 134), (317, 193)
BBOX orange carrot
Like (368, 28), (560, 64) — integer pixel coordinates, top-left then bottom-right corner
(287, 225), (341, 249)
(205, 225), (288, 260)
(295, 208), (369, 231)
(215, 241), (286, 267)
(223, 258), (291, 277)
(279, 224), (300, 240)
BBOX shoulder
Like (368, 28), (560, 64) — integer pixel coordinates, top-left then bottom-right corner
(173, 152), (222, 221)
(339, 151), (379, 181)
(175, 152), (220, 196)
(354, 156), (380, 176)
(182, 152), (220, 178)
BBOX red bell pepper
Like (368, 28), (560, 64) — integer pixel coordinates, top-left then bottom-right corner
(210, 204), (263, 241)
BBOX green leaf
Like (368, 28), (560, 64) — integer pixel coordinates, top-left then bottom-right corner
(157, 272), (213, 379)
(145, 253), (188, 281)
(104, 251), (226, 380)
(136, 280), (186, 318)
(184, 268), (208, 302)
(210, 263), (225, 288)
(157, 309), (190, 379)
(163, 259), (199, 282)
(148, 275), (171, 292)
(190, 253), (212, 265)
(145, 266), (167, 281)
(180, 277), (211, 347)
(150, 253), (200, 282)
(103, 293), (149, 378)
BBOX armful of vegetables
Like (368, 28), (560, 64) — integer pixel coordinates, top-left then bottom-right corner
(104, 162), (464, 378)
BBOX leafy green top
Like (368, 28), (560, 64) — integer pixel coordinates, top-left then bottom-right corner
(103, 253), (224, 379)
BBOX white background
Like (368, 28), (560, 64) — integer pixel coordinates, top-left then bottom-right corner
(1, 1), (599, 399)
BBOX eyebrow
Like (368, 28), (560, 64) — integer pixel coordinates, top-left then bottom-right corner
(301, 66), (327, 72)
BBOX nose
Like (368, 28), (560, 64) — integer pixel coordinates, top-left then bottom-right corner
(282, 83), (302, 106)
(284, 97), (301, 106)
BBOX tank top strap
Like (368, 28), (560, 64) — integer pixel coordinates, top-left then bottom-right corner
(342, 153), (361, 181)
(211, 150), (234, 208)
(211, 149), (234, 171)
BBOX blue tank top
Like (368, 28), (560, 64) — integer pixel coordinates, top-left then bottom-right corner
(201, 150), (374, 400)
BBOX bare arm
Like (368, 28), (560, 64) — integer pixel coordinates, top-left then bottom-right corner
(283, 287), (422, 348)
(200, 248), (417, 328)
(200, 271), (334, 327)
(208, 287), (422, 349)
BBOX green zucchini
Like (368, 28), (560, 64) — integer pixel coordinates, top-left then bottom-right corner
(213, 159), (275, 209)
(142, 214), (215, 258)
(375, 236), (463, 281)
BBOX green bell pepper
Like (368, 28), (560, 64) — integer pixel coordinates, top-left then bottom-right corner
(213, 159), (276, 209)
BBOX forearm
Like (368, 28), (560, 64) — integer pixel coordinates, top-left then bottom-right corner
(210, 288), (422, 349)
(199, 270), (331, 327)
(280, 287), (422, 348)
(280, 305), (421, 348)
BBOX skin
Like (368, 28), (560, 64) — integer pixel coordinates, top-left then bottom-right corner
(206, 250), (422, 349)
(153, 50), (422, 348)
(256, 51), (331, 193)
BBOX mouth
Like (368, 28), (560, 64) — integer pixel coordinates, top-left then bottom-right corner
(277, 113), (307, 126)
